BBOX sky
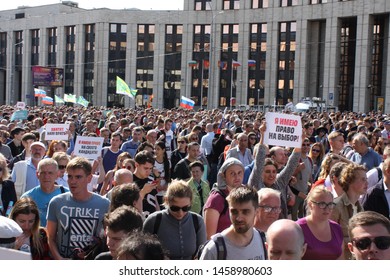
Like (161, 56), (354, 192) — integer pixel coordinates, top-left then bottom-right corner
(0, 0), (184, 11)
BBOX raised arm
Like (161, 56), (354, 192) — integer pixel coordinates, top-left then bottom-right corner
(248, 122), (267, 190)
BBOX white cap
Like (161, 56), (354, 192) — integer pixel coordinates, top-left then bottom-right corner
(0, 216), (23, 242)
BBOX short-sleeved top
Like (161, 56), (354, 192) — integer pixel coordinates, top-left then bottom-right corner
(21, 185), (69, 227)
(296, 217), (343, 260)
(46, 192), (109, 259)
(203, 189), (231, 234)
(133, 174), (158, 218)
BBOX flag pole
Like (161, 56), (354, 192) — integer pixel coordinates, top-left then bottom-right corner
(200, 60), (204, 110)
(230, 60), (233, 110)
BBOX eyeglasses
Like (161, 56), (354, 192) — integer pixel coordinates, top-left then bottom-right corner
(352, 236), (390, 251)
(259, 205), (282, 213)
(169, 205), (191, 212)
(302, 144), (311, 147)
(311, 200), (336, 210)
(58, 165), (67, 170)
(312, 149), (320, 153)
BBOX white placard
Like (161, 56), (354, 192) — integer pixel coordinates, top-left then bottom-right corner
(73, 136), (104, 160)
(264, 112), (302, 148)
(45, 123), (70, 140)
(16, 101), (26, 109)
(0, 247), (31, 260)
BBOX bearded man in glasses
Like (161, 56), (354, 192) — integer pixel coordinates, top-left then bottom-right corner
(348, 211), (390, 260)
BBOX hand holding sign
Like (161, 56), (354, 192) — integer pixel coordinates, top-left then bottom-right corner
(264, 112), (302, 148)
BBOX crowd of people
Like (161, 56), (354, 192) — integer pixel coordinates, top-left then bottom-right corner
(0, 104), (390, 260)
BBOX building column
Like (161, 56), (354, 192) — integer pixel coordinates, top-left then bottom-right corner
(56, 26), (66, 98)
(322, 17), (339, 109)
(353, 14), (371, 113)
(154, 23), (165, 109)
(74, 24), (85, 100)
(21, 30), (32, 105)
(384, 17), (390, 114)
(94, 22), (109, 107)
(294, 19), (307, 103)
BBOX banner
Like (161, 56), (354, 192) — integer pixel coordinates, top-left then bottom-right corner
(74, 136), (104, 160)
(264, 112), (302, 148)
(64, 94), (77, 103)
(10, 110), (28, 121)
(45, 123), (70, 141)
(32, 66), (64, 87)
(55, 95), (65, 104)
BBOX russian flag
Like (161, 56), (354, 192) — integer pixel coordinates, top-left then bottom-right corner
(180, 96), (195, 110)
(248, 59), (256, 67)
(232, 60), (241, 67)
(42, 96), (53, 105)
(34, 88), (46, 97)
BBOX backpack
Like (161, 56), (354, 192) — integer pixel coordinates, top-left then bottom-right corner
(153, 212), (199, 235)
(376, 166), (383, 183)
(194, 229), (267, 260)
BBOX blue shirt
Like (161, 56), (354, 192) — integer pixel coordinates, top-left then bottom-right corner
(21, 185), (69, 227)
(350, 148), (382, 170)
(120, 140), (140, 158)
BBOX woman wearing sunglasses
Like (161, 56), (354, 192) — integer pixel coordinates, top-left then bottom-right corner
(308, 142), (325, 182)
(143, 180), (206, 260)
(296, 186), (343, 259)
(348, 211), (390, 260)
(331, 163), (367, 259)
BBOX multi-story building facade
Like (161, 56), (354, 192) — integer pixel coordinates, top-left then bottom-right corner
(0, 0), (388, 112)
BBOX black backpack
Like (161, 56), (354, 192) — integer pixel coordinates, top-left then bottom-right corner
(194, 229), (267, 260)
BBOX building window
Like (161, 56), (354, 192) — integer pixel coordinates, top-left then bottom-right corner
(136, 24), (155, 108)
(164, 25), (183, 108)
(223, 0), (240, 10)
(338, 18), (357, 112)
(219, 24), (239, 107)
(31, 29), (40, 66)
(248, 23), (267, 106)
(107, 23), (127, 107)
(84, 24), (95, 104)
(195, 0), (212, 10)
(369, 15), (386, 111)
(277, 21), (296, 105)
(48, 27), (57, 66)
(280, 0), (298, 7)
(65, 26), (76, 95)
(310, 0), (327, 3)
(252, 0), (269, 8)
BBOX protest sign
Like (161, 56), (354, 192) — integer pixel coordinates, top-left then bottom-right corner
(74, 136), (104, 160)
(45, 124), (70, 140)
(16, 101), (26, 109)
(264, 112), (302, 148)
(10, 110), (28, 121)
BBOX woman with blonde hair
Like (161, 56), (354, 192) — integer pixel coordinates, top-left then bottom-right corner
(331, 163), (367, 259)
(10, 197), (51, 259)
(0, 153), (16, 215)
(296, 186), (343, 259)
(308, 142), (325, 181)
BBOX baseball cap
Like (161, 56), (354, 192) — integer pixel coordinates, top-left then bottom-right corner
(30, 141), (46, 149)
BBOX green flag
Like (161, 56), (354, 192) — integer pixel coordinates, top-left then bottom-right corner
(76, 96), (89, 107)
(116, 76), (136, 99)
(55, 95), (65, 104)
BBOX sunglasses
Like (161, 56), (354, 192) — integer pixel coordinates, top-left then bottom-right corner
(58, 165), (67, 170)
(312, 149), (320, 153)
(352, 236), (390, 251)
(123, 166), (132, 170)
(311, 200), (336, 210)
(259, 205), (282, 213)
(169, 205), (191, 212)
(302, 144), (311, 147)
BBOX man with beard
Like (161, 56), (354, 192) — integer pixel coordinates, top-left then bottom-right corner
(200, 186), (266, 260)
(11, 141), (46, 198)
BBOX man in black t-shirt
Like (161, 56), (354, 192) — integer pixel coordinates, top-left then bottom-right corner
(132, 151), (159, 218)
